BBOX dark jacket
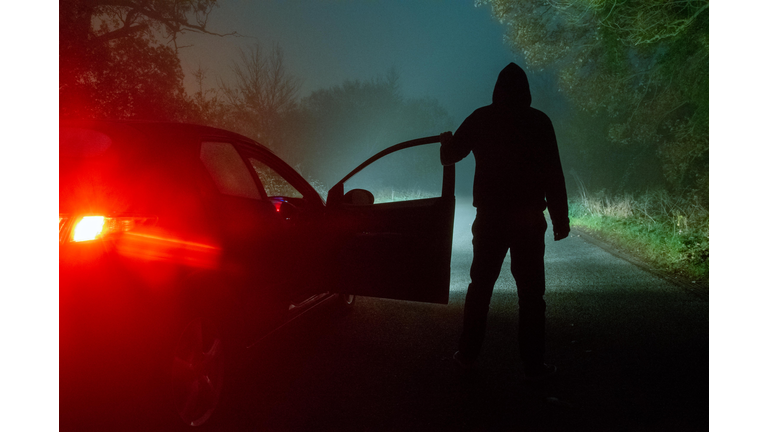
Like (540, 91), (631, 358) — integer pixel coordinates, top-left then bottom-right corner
(440, 63), (569, 230)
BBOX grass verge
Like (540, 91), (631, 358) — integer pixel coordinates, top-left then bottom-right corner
(568, 188), (709, 283)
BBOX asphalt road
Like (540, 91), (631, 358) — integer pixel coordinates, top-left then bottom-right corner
(206, 200), (708, 432)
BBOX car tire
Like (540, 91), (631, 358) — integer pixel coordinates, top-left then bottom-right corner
(161, 273), (243, 430)
(169, 315), (226, 427)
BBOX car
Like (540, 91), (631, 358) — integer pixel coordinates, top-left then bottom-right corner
(59, 119), (455, 429)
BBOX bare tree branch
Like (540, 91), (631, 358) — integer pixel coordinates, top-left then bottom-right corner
(80, 0), (240, 47)
(92, 22), (149, 42)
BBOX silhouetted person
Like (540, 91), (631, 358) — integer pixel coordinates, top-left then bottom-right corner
(440, 62), (569, 380)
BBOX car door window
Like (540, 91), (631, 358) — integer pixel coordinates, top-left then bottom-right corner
(249, 158), (303, 199)
(200, 142), (262, 200)
(344, 144), (442, 203)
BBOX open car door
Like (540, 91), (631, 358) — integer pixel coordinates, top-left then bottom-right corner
(326, 136), (454, 304)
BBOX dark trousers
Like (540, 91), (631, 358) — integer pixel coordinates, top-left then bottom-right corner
(458, 209), (547, 367)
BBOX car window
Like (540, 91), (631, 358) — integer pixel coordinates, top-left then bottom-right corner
(249, 158), (303, 199)
(344, 144), (442, 203)
(200, 142), (262, 200)
(60, 127), (112, 158)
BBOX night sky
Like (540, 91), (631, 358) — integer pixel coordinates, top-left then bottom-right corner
(175, 0), (523, 125)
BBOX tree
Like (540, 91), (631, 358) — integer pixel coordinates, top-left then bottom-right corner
(478, 0), (709, 192)
(60, 0), (231, 120)
(217, 44), (302, 150)
(184, 65), (225, 125)
(288, 70), (454, 186)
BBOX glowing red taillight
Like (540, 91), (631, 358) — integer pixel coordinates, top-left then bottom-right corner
(68, 215), (158, 242)
(72, 216), (106, 242)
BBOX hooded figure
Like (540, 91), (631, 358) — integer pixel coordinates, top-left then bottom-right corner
(441, 62), (568, 226)
(440, 62), (569, 380)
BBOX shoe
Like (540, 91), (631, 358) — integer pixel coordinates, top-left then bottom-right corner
(453, 350), (475, 370)
(523, 363), (557, 382)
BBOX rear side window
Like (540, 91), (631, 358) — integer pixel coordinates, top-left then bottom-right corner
(60, 128), (112, 158)
(200, 142), (261, 200)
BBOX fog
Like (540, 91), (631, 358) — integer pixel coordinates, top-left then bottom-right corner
(172, 2), (616, 200)
(60, 0), (708, 203)
(171, 1), (541, 198)
(175, 1), (515, 123)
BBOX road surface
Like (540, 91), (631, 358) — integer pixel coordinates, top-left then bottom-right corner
(209, 199), (708, 432)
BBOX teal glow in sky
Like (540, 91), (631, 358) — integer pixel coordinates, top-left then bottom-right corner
(176, 0), (521, 124)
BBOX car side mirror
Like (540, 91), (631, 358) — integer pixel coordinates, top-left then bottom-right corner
(270, 197), (298, 219)
(342, 189), (374, 206)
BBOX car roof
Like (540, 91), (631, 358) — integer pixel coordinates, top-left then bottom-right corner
(60, 119), (275, 158)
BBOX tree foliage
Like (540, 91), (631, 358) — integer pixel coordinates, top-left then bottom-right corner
(478, 0), (709, 193)
(287, 70), (454, 185)
(186, 50), (452, 188)
(217, 45), (302, 149)
(59, 2), (454, 189)
(60, 0), (229, 120)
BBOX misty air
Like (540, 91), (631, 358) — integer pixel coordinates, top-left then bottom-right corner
(55, 1), (710, 431)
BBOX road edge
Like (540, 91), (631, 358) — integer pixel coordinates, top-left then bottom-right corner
(570, 226), (709, 301)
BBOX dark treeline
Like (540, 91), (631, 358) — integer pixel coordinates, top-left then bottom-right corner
(59, 0), (226, 121)
(474, 0), (709, 280)
(60, 0), (708, 202)
(480, 0), (709, 199)
(291, 70), (453, 186)
(59, 0), (452, 190)
(183, 49), (453, 188)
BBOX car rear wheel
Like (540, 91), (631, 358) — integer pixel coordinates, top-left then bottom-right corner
(170, 316), (225, 427)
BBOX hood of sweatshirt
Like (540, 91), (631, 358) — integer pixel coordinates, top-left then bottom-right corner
(491, 62), (532, 109)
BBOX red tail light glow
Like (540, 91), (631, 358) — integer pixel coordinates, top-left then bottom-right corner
(116, 232), (221, 269)
(61, 215), (219, 270)
(72, 216), (106, 242)
(70, 215), (157, 242)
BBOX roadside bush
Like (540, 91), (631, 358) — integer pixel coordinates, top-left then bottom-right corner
(569, 187), (709, 281)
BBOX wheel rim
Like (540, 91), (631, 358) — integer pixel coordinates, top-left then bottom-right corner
(171, 317), (224, 426)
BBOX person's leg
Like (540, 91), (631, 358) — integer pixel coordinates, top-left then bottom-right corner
(508, 214), (547, 371)
(457, 213), (508, 362)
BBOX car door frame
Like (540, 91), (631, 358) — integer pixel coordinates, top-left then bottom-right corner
(233, 142), (334, 304)
(326, 135), (455, 304)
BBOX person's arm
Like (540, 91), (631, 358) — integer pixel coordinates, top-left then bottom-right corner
(542, 117), (570, 241)
(440, 115), (475, 166)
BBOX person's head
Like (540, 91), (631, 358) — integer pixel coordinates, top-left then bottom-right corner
(492, 62), (532, 108)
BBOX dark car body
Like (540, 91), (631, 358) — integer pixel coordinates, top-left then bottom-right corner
(59, 119), (454, 428)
